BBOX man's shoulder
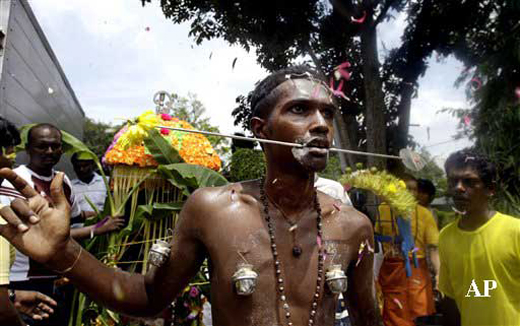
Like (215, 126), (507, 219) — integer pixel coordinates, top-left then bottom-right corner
(185, 180), (257, 209)
(439, 220), (459, 241)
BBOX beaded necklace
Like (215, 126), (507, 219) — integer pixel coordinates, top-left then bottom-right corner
(259, 178), (324, 326)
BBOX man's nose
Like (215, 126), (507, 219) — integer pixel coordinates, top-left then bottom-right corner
(454, 180), (465, 193)
(309, 110), (330, 134)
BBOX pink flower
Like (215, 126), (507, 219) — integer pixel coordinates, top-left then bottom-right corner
(189, 286), (199, 298)
(351, 11), (367, 24)
(464, 115), (471, 127)
(160, 128), (170, 135)
(470, 77), (482, 90)
(161, 113), (172, 121)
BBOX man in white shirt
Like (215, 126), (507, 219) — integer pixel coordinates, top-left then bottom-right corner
(70, 152), (107, 217)
(2, 124), (123, 325)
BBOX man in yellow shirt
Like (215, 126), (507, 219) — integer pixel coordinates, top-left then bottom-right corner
(438, 149), (520, 326)
(376, 174), (440, 326)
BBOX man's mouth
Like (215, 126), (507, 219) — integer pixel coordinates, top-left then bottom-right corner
(303, 138), (330, 150)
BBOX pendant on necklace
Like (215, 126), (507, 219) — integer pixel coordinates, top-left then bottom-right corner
(292, 245), (303, 257)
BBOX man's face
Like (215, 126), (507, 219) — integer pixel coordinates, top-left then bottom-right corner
(406, 179), (418, 199)
(447, 166), (491, 214)
(416, 191), (430, 207)
(0, 146), (16, 169)
(27, 127), (63, 171)
(73, 159), (95, 181)
(259, 78), (337, 172)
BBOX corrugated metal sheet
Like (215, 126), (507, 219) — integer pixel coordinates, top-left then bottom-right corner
(0, 0), (85, 175)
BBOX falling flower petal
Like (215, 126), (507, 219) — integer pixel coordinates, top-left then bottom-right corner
(48, 87), (54, 94)
(337, 69), (351, 81)
(289, 224), (298, 232)
(351, 11), (367, 24)
(335, 61), (351, 70)
(470, 77), (482, 90)
(272, 178), (278, 184)
(464, 115), (471, 126)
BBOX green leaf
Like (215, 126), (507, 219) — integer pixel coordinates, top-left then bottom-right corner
(143, 128), (183, 165)
(157, 163), (228, 195)
(153, 202), (184, 211)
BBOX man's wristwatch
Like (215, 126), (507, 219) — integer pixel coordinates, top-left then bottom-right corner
(8, 289), (16, 302)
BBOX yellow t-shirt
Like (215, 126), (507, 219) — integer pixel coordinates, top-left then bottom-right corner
(376, 203), (439, 258)
(0, 216), (13, 286)
(439, 212), (520, 325)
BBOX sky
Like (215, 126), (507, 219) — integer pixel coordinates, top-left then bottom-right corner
(30, 0), (472, 167)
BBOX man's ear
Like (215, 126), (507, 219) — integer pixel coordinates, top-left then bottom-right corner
(250, 117), (267, 139)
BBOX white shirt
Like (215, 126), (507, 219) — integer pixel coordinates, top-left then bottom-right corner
(71, 172), (107, 213)
(315, 176), (352, 205)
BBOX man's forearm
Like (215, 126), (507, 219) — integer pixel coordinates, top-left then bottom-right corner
(70, 226), (95, 240)
(0, 287), (25, 326)
(50, 240), (157, 316)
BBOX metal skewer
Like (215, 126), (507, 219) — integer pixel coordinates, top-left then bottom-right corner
(156, 125), (402, 160)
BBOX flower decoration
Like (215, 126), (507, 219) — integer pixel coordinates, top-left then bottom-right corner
(116, 111), (159, 149)
(340, 167), (416, 218)
(104, 112), (221, 171)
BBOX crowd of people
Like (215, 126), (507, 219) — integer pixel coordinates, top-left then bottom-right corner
(0, 66), (518, 326)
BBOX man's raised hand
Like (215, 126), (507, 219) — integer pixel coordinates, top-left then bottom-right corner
(0, 168), (71, 266)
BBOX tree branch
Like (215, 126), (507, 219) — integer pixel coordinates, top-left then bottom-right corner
(373, 0), (399, 27)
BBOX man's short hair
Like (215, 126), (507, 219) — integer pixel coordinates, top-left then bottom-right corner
(417, 178), (436, 202)
(444, 148), (496, 189)
(250, 65), (326, 122)
(0, 117), (21, 149)
(27, 123), (62, 147)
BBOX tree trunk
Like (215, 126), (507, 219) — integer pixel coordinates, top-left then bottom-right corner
(360, 20), (387, 168)
(393, 80), (415, 153)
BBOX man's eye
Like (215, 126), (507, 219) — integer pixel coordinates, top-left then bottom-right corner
(321, 108), (334, 119)
(290, 105), (306, 114)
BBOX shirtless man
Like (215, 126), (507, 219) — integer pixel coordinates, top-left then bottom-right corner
(0, 66), (381, 325)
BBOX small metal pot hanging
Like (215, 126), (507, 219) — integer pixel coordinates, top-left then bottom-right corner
(232, 263), (258, 296)
(148, 240), (171, 268)
(325, 264), (348, 294)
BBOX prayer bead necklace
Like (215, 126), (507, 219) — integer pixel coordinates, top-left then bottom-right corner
(260, 178), (324, 326)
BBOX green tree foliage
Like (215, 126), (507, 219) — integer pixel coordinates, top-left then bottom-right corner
(82, 118), (119, 159)
(411, 147), (447, 197)
(170, 93), (230, 158)
(140, 0), (507, 170)
(317, 153), (343, 181)
(438, 1), (520, 215)
(229, 148), (265, 182)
